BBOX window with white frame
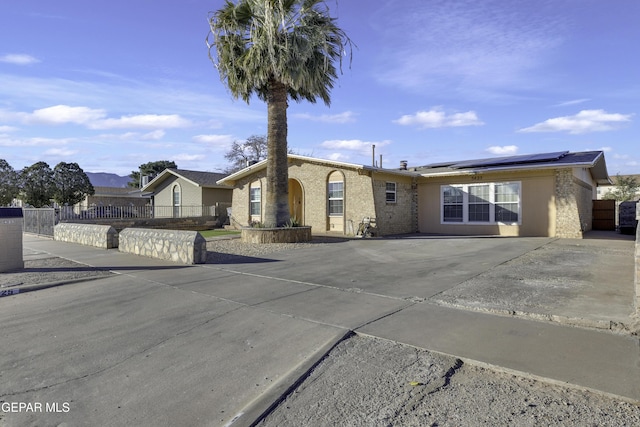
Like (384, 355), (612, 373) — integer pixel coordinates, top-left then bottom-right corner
(441, 182), (521, 224)
(328, 181), (344, 215)
(249, 186), (261, 216)
(385, 182), (397, 203)
(442, 186), (464, 222)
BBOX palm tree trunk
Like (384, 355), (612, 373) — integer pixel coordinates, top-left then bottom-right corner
(264, 79), (290, 227)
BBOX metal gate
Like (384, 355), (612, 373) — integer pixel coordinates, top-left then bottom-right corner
(22, 208), (56, 236)
(592, 199), (615, 231)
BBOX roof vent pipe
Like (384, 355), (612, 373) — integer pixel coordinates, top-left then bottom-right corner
(400, 160), (408, 170)
(372, 144), (376, 167)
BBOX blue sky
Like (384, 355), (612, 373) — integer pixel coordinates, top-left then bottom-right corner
(1, 0), (638, 177)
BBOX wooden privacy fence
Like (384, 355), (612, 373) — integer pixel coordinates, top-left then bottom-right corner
(592, 199), (615, 231)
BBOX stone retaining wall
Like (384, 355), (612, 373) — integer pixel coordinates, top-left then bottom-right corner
(118, 228), (207, 264)
(54, 223), (118, 249)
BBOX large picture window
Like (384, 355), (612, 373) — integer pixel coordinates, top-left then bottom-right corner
(250, 187), (261, 216)
(441, 182), (520, 224)
(328, 181), (344, 215)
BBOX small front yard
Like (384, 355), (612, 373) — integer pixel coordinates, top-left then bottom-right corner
(199, 229), (241, 239)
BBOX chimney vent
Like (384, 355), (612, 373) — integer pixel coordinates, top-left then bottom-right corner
(399, 160), (408, 170)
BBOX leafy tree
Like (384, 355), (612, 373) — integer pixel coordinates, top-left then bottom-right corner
(20, 162), (55, 207)
(0, 159), (19, 206)
(208, 0), (352, 227)
(52, 162), (95, 206)
(128, 160), (178, 188)
(603, 174), (639, 202)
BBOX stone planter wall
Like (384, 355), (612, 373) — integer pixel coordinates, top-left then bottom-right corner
(119, 228), (207, 264)
(54, 223), (118, 249)
(241, 226), (312, 244)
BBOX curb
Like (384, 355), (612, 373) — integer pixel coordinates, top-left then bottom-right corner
(0, 275), (114, 298)
(223, 330), (355, 427)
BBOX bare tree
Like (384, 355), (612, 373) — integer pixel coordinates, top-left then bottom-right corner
(224, 135), (268, 174)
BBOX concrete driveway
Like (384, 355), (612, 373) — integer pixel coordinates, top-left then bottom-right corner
(0, 232), (637, 426)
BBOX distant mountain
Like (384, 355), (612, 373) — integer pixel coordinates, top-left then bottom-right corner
(86, 172), (131, 188)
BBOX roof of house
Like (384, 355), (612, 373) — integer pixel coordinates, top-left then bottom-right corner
(142, 169), (232, 192)
(217, 151), (612, 186)
(217, 154), (418, 185)
(413, 150), (611, 184)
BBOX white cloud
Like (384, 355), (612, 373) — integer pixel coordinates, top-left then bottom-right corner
(29, 105), (106, 125)
(0, 125), (18, 133)
(192, 134), (234, 147)
(90, 114), (190, 130)
(172, 153), (206, 162)
(320, 139), (391, 151)
(0, 135), (73, 147)
(43, 147), (78, 157)
(486, 145), (518, 155)
(372, 0), (563, 97)
(393, 108), (484, 129)
(294, 111), (356, 124)
(141, 130), (166, 140)
(0, 54), (40, 65)
(518, 110), (633, 134)
(554, 99), (590, 107)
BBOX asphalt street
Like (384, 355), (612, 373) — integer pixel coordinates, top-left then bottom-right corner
(0, 232), (638, 426)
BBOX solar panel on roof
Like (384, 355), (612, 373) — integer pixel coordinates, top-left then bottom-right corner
(450, 151), (569, 169)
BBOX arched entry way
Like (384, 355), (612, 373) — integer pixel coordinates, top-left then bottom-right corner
(288, 178), (304, 224)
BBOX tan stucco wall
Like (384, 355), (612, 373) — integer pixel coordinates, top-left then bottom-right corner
(229, 159), (416, 235)
(417, 169), (557, 237)
(154, 176), (202, 208)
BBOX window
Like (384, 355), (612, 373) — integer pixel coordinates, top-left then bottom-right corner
(172, 185), (181, 218)
(442, 186), (464, 222)
(468, 185), (490, 222)
(441, 182), (521, 224)
(250, 187), (261, 216)
(328, 181), (344, 215)
(495, 183), (519, 223)
(385, 182), (397, 203)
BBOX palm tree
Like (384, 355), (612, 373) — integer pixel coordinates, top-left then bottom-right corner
(208, 0), (352, 227)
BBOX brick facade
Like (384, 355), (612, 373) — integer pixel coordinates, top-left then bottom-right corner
(229, 158), (418, 236)
(554, 169), (594, 238)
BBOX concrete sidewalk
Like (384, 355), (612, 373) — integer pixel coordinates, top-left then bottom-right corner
(1, 233), (638, 426)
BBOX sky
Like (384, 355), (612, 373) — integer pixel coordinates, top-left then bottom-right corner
(1, 0), (639, 177)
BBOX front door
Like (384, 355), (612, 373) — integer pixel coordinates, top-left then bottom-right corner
(288, 179), (304, 224)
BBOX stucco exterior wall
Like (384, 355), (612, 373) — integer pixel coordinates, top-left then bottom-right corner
(417, 169), (557, 237)
(154, 176), (203, 208)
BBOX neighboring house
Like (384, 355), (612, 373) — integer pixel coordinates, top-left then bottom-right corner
(219, 151), (612, 238)
(142, 169), (233, 218)
(75, 186), (151, 212)
(596, 174), (640, 200)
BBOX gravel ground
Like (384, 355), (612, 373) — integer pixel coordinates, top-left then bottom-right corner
(258, 335), (640, 427)
(0, 256), (113, 289)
